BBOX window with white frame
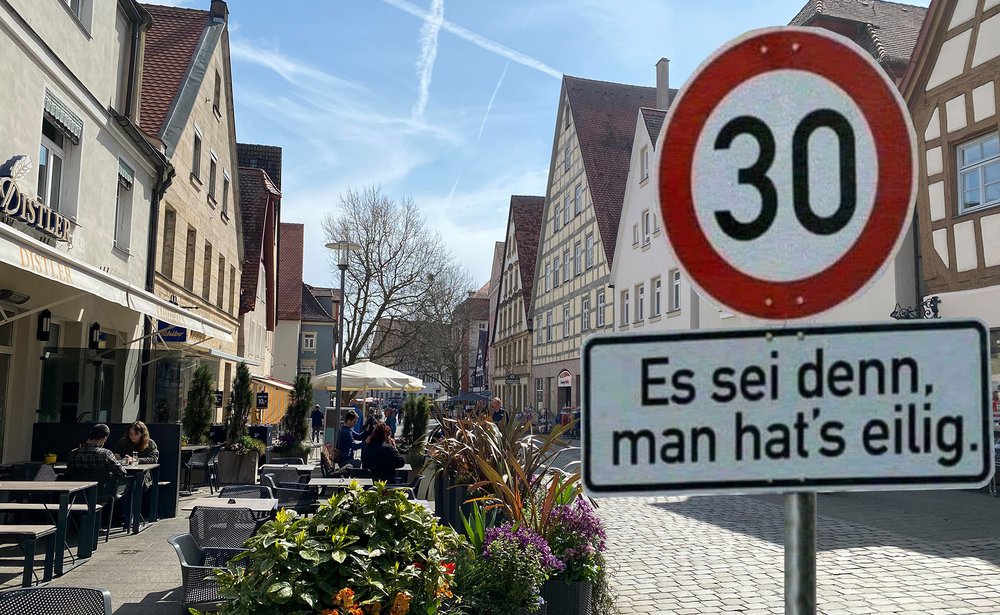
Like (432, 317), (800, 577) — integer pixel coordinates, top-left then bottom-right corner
(596, 292), (606, 327)
(958, 133), (1000, 214)
(114, 159), (134, 253)
(563, 141), (571, 171)
(585, 234), (594, 269)
(544, 262), (551, 292)
(653, 277), (662, 316)
(581, 296), (591, 331)
(553, 256), (561, 287)
(63, 0), (83, 19)
(38, 118), (67, 213)
(573, 241), (582, 276)
(636, 284), (645, 322)
(536, 321), (543, 344)
(302, 331), (317, 351)
(208, 153), (218, 202)
(554, 205), (561, 232)
(192, 129), (203, 181)
(213, 70), (222, 114)
(640, 146), (650, 181)
(563, 303), (570, 338)
(653, 211), (660, 234)
(546, 311), (552, 342)
(621, 290), (630, 326)
(563, 196), (570, 225)
(222, 172), (230, 217)
(299, 361), (316, 377)
(670, 269), (681, 311)
(632, 223), (639, 246)
(562, 249), (569, 282)
(642, 210), (651, 245)
(574, 184), (582, 215)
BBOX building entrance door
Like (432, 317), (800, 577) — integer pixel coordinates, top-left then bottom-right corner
(0, 318), (13, 461)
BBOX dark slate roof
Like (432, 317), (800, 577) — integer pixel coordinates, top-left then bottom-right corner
(139, 4), (209, 136)
(465, 296), (490, 322)
(509, 195), (545, 316)
(237, 167), (280, 314)
(640, 108), (668, 148)
(789, 0), (927, 69)
(302, 284), (335, 322)
(277, 223), (303, 321)
(237, 143), (282, 190)
(564, 75), (657, 265)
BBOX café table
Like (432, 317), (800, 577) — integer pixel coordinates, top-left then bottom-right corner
(123, 463), (160, 534)
(308, 477), (374, 488)
(181, 497), (278, 513)
(259, 463), (315, 480)
(415, 499), (435, 514)
(0, 480), (98, 576)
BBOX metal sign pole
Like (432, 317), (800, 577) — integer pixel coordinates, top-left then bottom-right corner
(785, 492), (817, 614)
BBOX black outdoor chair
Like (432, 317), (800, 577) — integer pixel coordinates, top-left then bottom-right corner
(342, 467), (373, 480)
(0, 586), (112, 615)
(10, 462), (58, 482)
(184, 445), (222, 494)
(188, 506), (260, 552)
(261, 474), (317, 515)
(63, 467), (127, 543)
(168, 533), (248, 607)
(270, 457), (304, 464)
(262, 466), (304, 486)
(217, 485), (273, 499)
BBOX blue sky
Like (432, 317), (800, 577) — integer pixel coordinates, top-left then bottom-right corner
(158, 0), (929, 289)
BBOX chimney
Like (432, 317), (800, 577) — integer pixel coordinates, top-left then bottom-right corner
(210, 0), (228, 22)
(656, 57), (670, 109)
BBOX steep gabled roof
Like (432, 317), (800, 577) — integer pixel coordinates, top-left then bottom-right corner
(789, 0), (927, 72)
(238, 167), (280, 314)
(640, 108), (668, 149)
(237, 143), (282, 190)
(509, 195), (545, 317)
(564, 75), (657, 265)
(277, 223), (303, 321)
(139, 4), (209, 137)
(302, 284), (335, 322)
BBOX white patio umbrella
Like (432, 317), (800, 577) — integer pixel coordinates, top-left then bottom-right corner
(313, 360), (424, 417)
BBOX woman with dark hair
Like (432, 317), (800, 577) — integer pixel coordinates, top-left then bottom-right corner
(361, 423), (405, 481)
(113, 421), (159, 465)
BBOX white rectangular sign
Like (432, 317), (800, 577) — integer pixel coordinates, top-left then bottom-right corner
(582, 320), (992, 496)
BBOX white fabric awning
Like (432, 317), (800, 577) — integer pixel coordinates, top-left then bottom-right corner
(208, 348), (258, 366)
(0, 223), (233, 343)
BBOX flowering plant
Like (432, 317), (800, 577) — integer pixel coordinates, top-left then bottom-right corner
(545, 497), (607, 583)
(456, 522), (562, 614)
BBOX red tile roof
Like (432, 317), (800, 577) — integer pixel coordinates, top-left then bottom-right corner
(564, 75), (656, 266)
(237, 167), (280, 315)
(277, 223), (303, 321)
(640, 108), (668, 148)
(139, 4), (209, 136)
(509, 195), (545, 316)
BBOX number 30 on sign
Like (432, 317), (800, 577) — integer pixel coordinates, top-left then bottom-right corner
(657, 27), (916, 321)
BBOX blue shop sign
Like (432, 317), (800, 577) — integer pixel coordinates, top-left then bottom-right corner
(157, 320), (187, 342)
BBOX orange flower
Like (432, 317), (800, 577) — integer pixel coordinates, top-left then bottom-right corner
(334, 588), (356, 607)
(435, 586), (453, 599)
(365, 603), (382, 614)
(321, 610), (338, 615)
(389, 592), (412, 615)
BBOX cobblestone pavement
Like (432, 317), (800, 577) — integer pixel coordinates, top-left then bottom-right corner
(596, 490), (1000, 614)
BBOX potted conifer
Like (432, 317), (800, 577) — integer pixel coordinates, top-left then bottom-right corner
(182, 364), (214, 444)
(270, 374), (313, 463)
(216, 363), (264, 484)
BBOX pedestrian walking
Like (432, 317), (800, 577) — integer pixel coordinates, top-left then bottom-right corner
(311, 404), (325, 443)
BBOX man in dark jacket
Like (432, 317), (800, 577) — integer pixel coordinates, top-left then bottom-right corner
(311, 405), (325, 443)
(336, 410), (363, 467)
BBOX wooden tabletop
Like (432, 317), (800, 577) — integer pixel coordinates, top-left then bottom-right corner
(123, 463), (160, 471)
(259, 464), (315, 472)
(0, 481), (97, 492)
(309, 477), (374, 487)
(181, 497), (278, 512)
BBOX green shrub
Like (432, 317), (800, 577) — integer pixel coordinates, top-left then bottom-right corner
(225, 363), (253, 450)
(281, 373), (312, 444)
(183, 365), (214, 443)
(213, 483), (465, 615)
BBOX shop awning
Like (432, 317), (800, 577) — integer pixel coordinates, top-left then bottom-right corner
(208, 348), (259, 367)
(252, 376), (293, 391)
(0, 223), (233, 343)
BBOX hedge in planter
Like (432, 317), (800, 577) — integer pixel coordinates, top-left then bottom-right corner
(212, 483), (464, 615)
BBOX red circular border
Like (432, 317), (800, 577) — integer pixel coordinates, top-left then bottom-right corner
(659, 29), (914, 320)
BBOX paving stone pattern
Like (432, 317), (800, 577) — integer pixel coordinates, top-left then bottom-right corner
(596, 493), (1000, 614)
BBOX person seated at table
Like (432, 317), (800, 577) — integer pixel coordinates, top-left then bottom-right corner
(113, 421), (160, 465)
(337, 410), (364, 468)
(361, 423), (405, 482)
(67, 424), (126, 479)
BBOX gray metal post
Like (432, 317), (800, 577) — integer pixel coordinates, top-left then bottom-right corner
(785, 492), (817, 615)
(333, 262), (347, 439)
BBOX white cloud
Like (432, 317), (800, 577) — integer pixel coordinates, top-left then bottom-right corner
(413, 0), (445, 121)
(380, 0), (562, 79)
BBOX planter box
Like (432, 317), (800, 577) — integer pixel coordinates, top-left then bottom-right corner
(540, 580), (591, 615)
(216, 450), (259, 485)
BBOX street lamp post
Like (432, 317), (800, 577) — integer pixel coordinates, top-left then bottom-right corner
(325, 240), (360, 442)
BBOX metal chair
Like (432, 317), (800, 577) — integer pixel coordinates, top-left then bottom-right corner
(184, 445), (222, 494)
(63, 467), (127, 543)
(0, 586), (112, 615)
(263, 466), (304, 485)
(168, 533), (247, 606)
(261, 474), (317, 515)
(270, 457), (304, 464)
(217, 485), (273, 499)
(188, 506), (260, 551)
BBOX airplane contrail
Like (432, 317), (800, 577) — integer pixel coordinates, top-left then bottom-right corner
(413, 0), (444, 121)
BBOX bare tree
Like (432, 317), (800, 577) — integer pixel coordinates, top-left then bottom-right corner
(321, 186), (470, 370)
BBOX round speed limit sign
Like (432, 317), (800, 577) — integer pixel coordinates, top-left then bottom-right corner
(658, 27), (916, 320)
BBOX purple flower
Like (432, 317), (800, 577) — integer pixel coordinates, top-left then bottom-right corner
(483, 524), (564, 572)
(547, 497), (607, 574)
